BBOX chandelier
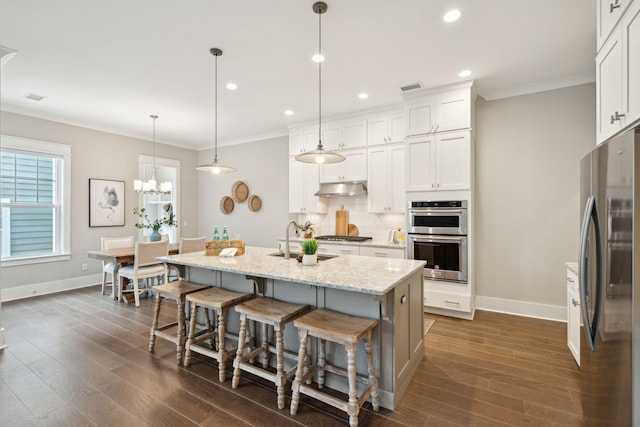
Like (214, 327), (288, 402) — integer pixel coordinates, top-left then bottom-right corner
(134, 114), (172, 194)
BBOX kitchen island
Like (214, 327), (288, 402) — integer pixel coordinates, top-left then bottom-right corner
(158, 246), (425, 410)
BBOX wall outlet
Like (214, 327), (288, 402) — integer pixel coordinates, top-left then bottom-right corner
(183, 220), (188, 227)
(82, 263), (88, 271)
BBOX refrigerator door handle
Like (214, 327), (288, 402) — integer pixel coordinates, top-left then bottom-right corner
(579, 195), (603, 351)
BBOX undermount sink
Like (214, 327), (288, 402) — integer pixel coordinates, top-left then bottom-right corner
(268, 252), (337, 261)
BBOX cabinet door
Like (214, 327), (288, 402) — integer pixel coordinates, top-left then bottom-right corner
(343, 119), (367, 149)
(405, 98), (436, 137)
(567, 270), (581, 366)
(622, 0), (640, 127)
(318, 243), (358, 255)
(303, 163), (326, 213)
(368, 116), (389, 146)
(289, 157), (304, 212)
(388, 113), (406, 143)
(367, 146), (388, 212)
(320, 161), (343, 183)
(436, 132), (470, 191)
(360, 246), (404, 259)
(597, 27), (625, 144)
(344, 149), (367, 181)
(435, 89), (471, 133)
(321, 123), (342, 151)
(389, 144), (406, 212)
(304, 129), (319, 152)
(394, 281), (411, 381)
(406, 137), (436, 191)
(289, 132), (304, 155)
(597, 0), (629, 50)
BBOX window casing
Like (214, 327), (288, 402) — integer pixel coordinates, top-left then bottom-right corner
(0, 135), (71, 266)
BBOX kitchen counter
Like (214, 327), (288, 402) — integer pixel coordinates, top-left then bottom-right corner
(280, 236), (406, 250)
(158, 245), (425, 410)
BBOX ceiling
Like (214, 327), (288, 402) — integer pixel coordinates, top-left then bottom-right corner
(0, 0), (596, 151)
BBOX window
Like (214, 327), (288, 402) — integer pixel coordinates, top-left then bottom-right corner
(0, 135), (71, 266)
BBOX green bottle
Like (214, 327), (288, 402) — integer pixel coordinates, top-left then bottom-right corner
(213, 226), (220, 241)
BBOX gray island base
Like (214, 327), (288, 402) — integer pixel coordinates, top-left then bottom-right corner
(158, 246), (425, 410)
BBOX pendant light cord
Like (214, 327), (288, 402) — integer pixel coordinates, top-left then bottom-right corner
(214, 53), (219, 163)
(318, 8), (323, 150)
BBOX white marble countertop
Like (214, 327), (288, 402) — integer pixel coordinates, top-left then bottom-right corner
(278, 237), (406, 250)
(159, 246), (424, 296)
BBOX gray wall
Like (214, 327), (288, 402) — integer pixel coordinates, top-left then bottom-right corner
(0, 111), (199, 290)
(197, 136), (290, 249)
(474, 83), (596, 310)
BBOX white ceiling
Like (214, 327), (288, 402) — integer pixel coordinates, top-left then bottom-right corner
(0, 0), (596, 151)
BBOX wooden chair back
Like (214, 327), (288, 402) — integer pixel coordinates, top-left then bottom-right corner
(179, 236), (207, 254)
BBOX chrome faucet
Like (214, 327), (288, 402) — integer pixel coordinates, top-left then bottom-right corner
(284, 220), (298, 259)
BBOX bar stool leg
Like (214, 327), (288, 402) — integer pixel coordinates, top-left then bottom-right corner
(346, 342), (359, 427)
(274, 324), (287, 410)
(184, 303), (199, 367)
(261, 322), (269, 369)
(290, 328), (308, 415)
(364, 331), (380, 411)
(318, 338), (326, 389)
(232, 313), (248, 389)
(149, 293), (162, 352)
(176, 296), (186, 365)
(217, 308), (227, 382)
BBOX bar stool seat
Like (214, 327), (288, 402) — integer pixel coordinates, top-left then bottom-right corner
(290, 309), (380, 427)
(183, 287), (254, 381)
(148, 280), (210, 365)
(232, 297), (310, 409)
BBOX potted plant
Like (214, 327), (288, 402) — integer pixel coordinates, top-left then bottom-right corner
(296, 221), (316, 239)
(300, 239), (319, 266)
(133, 203), (177, 241)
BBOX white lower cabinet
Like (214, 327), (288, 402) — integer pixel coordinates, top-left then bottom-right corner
(422, 280), (474, 319)
(318, 243), (359, 256)
(359, 246), (404, 259)
(566, 267), (580, 366)
(368, 144), (405, 213)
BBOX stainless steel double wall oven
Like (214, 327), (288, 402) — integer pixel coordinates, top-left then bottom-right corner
(407, 200), (468, 283)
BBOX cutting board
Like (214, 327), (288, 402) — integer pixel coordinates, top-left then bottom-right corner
(335, 209), (349, 236)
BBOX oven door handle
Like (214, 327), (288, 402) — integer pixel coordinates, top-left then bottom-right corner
(408, 235), (466, 243)
(411, 209), (465, 215)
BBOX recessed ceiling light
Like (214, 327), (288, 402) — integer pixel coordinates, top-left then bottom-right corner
(458, 69), (472, 78)
(358, 93), (369, 99)
(284, 110), (294, 116)
(226, 83), (238, 90)
(312, 54), (325, 63)
(443, 9), (461, 23)
(24, 93), (46, 101)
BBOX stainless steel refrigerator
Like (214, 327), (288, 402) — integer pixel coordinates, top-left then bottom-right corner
(579, 126), (637, 425)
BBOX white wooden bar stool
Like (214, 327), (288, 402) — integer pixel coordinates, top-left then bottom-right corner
(148, 280), (210, 364)
(232, 297), (310, 409)
(290, 309), (380, 427)
(183, 287), (254, 381)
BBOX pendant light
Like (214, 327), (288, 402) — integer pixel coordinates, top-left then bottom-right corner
(295, 2), (344, 165)
(134, 115), (172, 194)
(196, 48), (236, 174)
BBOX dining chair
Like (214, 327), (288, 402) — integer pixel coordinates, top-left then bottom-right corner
(100, 236), (134, 299)
(117, 240), (169, 307)
(168, 236), (207, 281)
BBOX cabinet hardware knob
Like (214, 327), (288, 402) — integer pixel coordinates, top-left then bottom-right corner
(374, 252), (387, 257)
(444, 300), (460, 305)
(611, 111), (626, 124)
(572, 298), (580, 307)
(400, 295), (407, 304)
(567, 277), (574, 283)
(610, 0), (621, 12)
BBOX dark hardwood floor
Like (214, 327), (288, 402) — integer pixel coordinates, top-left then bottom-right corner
(0, 287), (586, 426)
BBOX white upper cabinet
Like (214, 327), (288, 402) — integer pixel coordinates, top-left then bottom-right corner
(319, 122), (342, 151)
(320, 149), (367, 183)
(289, 157), (327, 214)
(596, 0), (639, 144)
(597, 0), (632, 51)
(404, 82), (474, 137)
(406, 131), (470, 192)
(368, 144), (405, 213)
(367, 112), (405, 145)
(342, 119), (368, 149)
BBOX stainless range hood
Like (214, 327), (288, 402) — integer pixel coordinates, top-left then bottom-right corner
(315, 181), (368, 197)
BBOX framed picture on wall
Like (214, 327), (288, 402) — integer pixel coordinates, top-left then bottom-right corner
(89, 178), (125, 227)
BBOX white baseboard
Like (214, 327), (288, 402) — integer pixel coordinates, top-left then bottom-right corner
(475, 295), (566, 322)
(2, 274), (101, 302)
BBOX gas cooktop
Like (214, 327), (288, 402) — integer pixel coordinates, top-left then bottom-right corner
(314, 235), (372, 242)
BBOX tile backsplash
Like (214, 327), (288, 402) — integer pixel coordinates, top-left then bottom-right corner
(296, 196), (405, 241)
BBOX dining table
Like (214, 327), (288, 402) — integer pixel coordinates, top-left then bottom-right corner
(87, 243), (180, 299)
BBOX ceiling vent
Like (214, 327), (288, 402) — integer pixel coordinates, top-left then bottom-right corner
(25, 93), (46, 101)
(400, 83), (422, 92)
